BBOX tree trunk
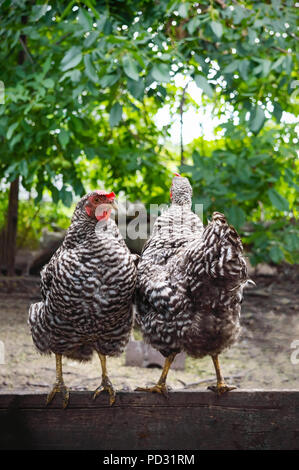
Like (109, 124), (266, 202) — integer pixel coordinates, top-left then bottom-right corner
(179, 82), (189, 166)
(3, 16), (28, 276)
(5, 177), (19, 276)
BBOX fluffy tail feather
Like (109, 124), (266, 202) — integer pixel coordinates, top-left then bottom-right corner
(186, 212), (248, 292)
(203, 212), (247, 283)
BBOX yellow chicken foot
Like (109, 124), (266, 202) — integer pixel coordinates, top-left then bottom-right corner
(93, 353), (116, 405)
(208, 354), (237, 395)
(135, 352), (177, 397)
(46, 354), (70, 408)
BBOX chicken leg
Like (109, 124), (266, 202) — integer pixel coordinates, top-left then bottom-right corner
(135, 352), (177, 397)
(208, 354), (237, 395)
(46, 354), (70, 408)
(93, 353), (116, 405)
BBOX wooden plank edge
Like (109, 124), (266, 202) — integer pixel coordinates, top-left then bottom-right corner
(0, 389), (298, 410)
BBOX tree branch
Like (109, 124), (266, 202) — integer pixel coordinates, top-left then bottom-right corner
(55, 32), (72, 46)
(180, 82), (189, 166)
(19, 37), (34, 64)
(289, 32), (299, 41)
(272, 45), (289, 54)
(231, 0), (251, 12)
(215, 0), (227, 8)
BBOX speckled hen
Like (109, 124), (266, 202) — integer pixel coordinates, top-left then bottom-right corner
(135, 175), (250, 395)
(28, 191), (137, 407)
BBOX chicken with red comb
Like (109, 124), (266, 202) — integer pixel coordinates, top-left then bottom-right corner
(29, 190), (137, 407)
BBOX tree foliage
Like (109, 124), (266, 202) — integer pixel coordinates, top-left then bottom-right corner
(182, 121), (298, 265)
(0, 0), (298, 265)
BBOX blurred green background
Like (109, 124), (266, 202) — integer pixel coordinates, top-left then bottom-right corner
(0, 0), (298, 273)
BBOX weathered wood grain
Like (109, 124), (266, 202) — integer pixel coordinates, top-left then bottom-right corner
(0, 390), (298, 450)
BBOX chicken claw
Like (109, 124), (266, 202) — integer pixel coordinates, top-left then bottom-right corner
(93, 353), (116, 405)
(207, 384), (237, 396)
(135, 353), (176, 398)
(208, 354), (237, 396)
(93, 376), (116, 405)
(46, 354), (69, 408)
(46, 381), (70, 408)
(135, 384), (169, 398)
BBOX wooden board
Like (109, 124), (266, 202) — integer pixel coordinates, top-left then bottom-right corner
(0, 390), (298, 450)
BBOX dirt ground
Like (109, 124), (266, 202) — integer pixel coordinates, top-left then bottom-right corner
(0, 264), (298, 396)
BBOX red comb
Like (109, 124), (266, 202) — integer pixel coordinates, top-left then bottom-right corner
(95, 190), (116, 200)
(105, 191), (116, 200)
(174, 172), (181, 177)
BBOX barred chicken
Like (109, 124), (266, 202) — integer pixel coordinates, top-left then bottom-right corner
(29, 190), (137, 407)
(135, 175), (250, 395)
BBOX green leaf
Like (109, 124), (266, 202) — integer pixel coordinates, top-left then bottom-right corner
(31, 4), (48, 22)
(238, 60), (250, 81)
(42, 56), (52, 75)
(109, 103), (123, 127)
(60, 47), (82, 71)
(71, 116), (84, 133)
(84, 54), (98, 82)
(5, 161), (19, 179)
(210, 21), (223, 38)
(269, 245), (284, 264)
(51, 186), (60, 204)
(127, 78), (145, 100)
(273, 102), (283, 122)
(267, 189), (289, 212)
(9, 134), (22, 150)
(187, 16), (200, 35)
(261, 59), (272, 77)
(178, 3), (190, 18)
(194, 75), (213, 98)
(6, 122), (19, 140)
(233, 5), (248, 24)
(84, 31), (99, 48)
(223, 60), (240, 74)
(43, 78), (54, 89)
(60, 186), (73, 207)
(103, 18), (112, 35)
(122, 55), (139, 81)
(131, 51), (146, 69)
(58, 129), (70, 149)
(226, 206), (246, 230)
(19, 159), (29, 178)
(98, 73), (120, 88)
(284, 232), (299, 252)
(72, 179), (85, 196)
(78, 8), (93, 30)
(272, 55), (284, 71)
(60, 69), (82, 83)
(283, 55), (292, 74)
(70, 70), (82, 83)
(85, 147), (96, 160)
(248, 28), (258, 45)
(151, 63), (170, 82)
(249, 106), (265, 134)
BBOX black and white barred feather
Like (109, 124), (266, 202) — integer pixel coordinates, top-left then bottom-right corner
(29, 192), (137, 361)
(135, 176), (248, 359)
